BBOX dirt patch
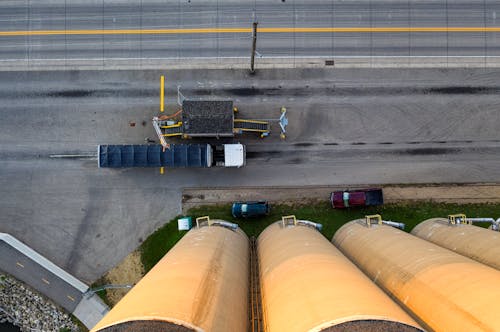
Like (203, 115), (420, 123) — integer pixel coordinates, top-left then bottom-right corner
(102, 250), (145, 306)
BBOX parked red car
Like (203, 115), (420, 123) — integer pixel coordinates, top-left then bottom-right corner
(331, 188), (383, 209)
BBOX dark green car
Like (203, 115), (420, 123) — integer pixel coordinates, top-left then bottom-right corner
(232, 201), (270, 218)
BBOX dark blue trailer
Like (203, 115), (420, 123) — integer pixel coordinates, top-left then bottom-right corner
(98, 143), (245, 168)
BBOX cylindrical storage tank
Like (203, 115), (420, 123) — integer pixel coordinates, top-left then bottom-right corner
(258, 221), (423, 332)
(333, 220), (500, 332)
(412, 218), (500, 270)
(91, 221), (249, 332)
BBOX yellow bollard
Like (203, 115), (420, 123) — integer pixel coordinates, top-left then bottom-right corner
(160, 75), (165, 112)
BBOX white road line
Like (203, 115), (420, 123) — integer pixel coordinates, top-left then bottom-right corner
(0, 55), (500, 62)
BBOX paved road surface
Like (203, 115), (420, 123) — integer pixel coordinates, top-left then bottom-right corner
(0, 0), (500, 69)
(1, 68), (500, 281)
(0, 240), (84, 312)
(0, 233), (109, 328)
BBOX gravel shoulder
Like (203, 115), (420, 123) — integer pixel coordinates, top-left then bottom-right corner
(0, 274), (80, 332)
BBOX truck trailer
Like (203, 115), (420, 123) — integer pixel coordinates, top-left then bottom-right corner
(98, 143), (245, 168)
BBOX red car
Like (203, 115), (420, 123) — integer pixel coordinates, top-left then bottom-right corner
(331, 188), (383, 209)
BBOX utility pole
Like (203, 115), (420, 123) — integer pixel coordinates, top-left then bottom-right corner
(250, 21), (258, 73)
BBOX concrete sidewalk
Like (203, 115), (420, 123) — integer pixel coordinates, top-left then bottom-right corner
(0, 233), (108, 329)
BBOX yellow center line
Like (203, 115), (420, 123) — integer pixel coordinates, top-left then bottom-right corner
(262, 27), (500, 33)
(1, 26), (500, 36)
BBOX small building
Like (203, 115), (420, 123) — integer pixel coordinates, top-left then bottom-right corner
(181, 100), (234, 137)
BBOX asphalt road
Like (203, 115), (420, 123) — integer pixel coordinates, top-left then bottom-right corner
(1, 68), (500, 281)
(0, 0), (500, 68)
(0, 241), (83, 312)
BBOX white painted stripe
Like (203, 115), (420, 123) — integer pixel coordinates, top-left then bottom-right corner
(0, 55), (499, 62)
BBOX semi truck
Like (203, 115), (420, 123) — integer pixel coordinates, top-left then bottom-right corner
(330, 188), (383, 209)
(98, 143), (245, 168)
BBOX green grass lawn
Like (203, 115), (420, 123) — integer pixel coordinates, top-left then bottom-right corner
(140, 201), (500, 273)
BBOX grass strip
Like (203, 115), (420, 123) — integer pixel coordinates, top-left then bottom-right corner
(140, 201), (500, 272)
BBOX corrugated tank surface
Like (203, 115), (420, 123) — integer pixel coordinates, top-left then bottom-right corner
(91, 222), (249, 332)
(412, 218), (500, 270)
(258, 221), (423, 332)
(333, 220), (500, 332)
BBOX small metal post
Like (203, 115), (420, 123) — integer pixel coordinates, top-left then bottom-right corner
(177, 85), (185, 106)
(250, 22), (258, 73)
(160, 75), (165, 112)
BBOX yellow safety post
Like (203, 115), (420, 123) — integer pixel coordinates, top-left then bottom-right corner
(160, 167), (164, 174)
(160, 75), (165, 112)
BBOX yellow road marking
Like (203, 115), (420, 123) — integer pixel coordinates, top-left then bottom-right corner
(0, 28), (251, 36)
(260, 27), (500, 33)
(67, 295), (76, 302)
(16, 262), (24, 268)
(1, 26), (500, 37)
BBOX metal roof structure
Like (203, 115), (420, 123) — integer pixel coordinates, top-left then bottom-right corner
(258, 220), (422, 332)
(91, 221), (249, 332)
(91, 215), (500, 332)
(412, 218), (500, 270)
(333, 219), (500, 332)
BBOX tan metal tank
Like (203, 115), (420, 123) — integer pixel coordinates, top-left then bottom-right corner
(411, 217), (500, 270)
(91, 220), (249, 332)
(333, 219), (500, 332)
(258, 219), (423, 332)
